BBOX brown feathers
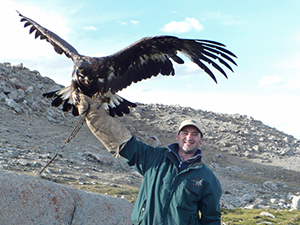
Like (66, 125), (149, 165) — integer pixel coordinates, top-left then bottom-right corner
(17, 11), (237, 117)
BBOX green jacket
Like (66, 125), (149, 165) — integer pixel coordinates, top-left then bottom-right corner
(120, 136), (222, 225)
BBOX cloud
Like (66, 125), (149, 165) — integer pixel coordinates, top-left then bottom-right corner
(84, 26), (98, 31)
(203, 11), (242, 26)
(258, 75), (283, 86)
(282, 75), (300, 89)
(291, 31), (300, 43)
(117, 21), (128, 25)
(262, 54), (300, 89)
(117, 20), (140, 26)
(161, 17), (203, 34)
(0, 1), (73, 86)
(1, 1), (70, 60)
(130, 20), (140, 26)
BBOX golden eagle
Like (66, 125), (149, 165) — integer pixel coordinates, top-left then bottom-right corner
(17, 11), (237, 117)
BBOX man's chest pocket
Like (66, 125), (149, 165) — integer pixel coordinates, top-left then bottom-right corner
(183, 178), (204, 200)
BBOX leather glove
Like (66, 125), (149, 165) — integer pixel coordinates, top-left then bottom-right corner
(78, 94), (132, 154)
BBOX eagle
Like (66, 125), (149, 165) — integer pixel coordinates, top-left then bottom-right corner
(17, 11), (237, 117)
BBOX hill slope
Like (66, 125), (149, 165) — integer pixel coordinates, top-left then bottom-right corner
(1, 62), (299, 208)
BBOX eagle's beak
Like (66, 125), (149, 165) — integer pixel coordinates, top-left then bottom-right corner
(76, 68), (84, 75)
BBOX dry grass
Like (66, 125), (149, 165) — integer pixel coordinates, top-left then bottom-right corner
(221, 208), (300, 224)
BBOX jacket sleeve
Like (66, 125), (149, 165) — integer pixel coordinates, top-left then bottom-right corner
(119, 136), (166, 176)
(198, 172), (222, 224)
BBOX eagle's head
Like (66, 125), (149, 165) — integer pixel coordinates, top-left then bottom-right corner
(75, 58), (92, 71)
(75, 58), (94, 86)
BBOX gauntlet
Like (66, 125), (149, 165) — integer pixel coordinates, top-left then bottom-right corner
(78, 94), (132, 154)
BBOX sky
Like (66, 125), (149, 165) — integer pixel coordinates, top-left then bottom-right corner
(1, 0), (300, 139)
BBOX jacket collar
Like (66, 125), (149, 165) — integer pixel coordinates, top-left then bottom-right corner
(167, 143), (202, 167)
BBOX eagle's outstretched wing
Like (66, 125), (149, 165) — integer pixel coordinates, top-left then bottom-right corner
(17, 11), (79, 59)
(17, 11), (237, 117)
(103, 36), (237, 94)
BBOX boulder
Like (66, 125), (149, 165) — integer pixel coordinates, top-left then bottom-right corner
(0, 171), (133, 225)
(291, 195), (300, 210)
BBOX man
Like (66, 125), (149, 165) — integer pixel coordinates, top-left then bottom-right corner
(78, 94), (222, 224)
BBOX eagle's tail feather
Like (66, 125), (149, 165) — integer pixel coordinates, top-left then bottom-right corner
(43, 86), (77, 115)
(72, 105), (79, 116)
(62, 99), (73, 112)
(42, 91), (56, 98)
(105, 93), (137, 117)
(43, 87), (136, 117)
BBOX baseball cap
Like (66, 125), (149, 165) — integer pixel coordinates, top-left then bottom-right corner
(178, 119), (204, 137)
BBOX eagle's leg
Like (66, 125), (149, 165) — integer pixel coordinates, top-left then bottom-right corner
(73, 89), (81, 106)
(93, 93), (110, 112)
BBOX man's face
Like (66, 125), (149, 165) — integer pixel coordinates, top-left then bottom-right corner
(176, 125), (203, 156)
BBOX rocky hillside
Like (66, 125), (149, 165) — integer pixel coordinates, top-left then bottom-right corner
(1, 62), (300, 209)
